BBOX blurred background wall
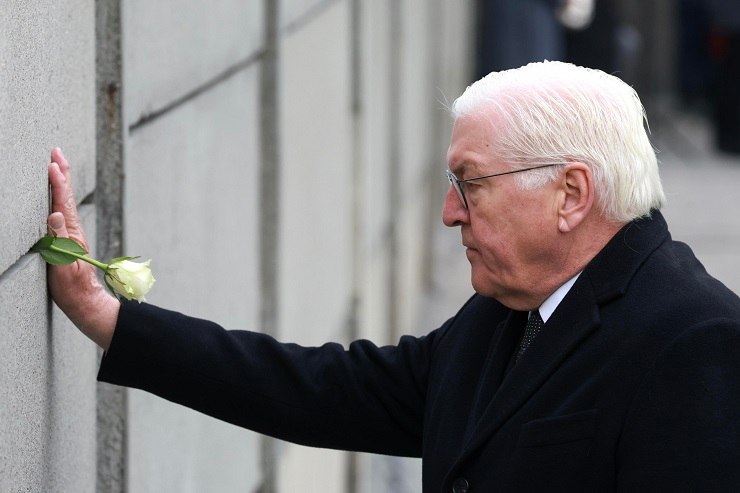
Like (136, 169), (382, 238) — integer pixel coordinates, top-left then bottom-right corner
(1, 0), (738, 492)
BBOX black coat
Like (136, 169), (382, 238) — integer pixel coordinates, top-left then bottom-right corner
(99, 210), (740, 492)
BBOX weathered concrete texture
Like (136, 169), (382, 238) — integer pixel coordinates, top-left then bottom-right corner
(123, 66), (262, 492)
(392, 0), (442, 334)
(0, 255), (49, 492)
(280, 0), (339, 30)
(46, 205), (98, 492)
(0, 204), (98, 493)
(277, 444), (346, 493)
(356, 0), (476, 489)
(124, 66), (261, 330)
(277, 2), (353, 489)
(278, 0), (354, 347)
(95, 3), (127, 489)
(356, 0), (394, 345)
(0, 0), (96, 274)
(122, 0), (263, 128)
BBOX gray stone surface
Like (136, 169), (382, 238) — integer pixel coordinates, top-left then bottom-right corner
(123, 64), (262, 493)
(0, 205), (97, 493)
(277, 2), (361, 488)
(0, 0), (478, 491)
(278, 0), (354, 347)
(0, 0), (96, 274)
(0, 254), (49, 492)
(280, 0), (338, 31)
(47, 205), (98, 492)
(122, 0), (263, 128)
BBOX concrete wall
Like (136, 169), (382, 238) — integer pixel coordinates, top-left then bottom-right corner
(0, 1), (97, 492)
(120, 2), (263, 490)
(117, 0), (474, 490)
(0, 0), (473, 491)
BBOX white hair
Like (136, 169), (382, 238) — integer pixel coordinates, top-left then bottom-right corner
(451, 61), (665, 223)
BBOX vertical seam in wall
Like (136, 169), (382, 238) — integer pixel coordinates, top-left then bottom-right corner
(423, 0), (444, 290)
(388, 0), (402, 342)
(257, 0), (280, 491)
(95, 1), (127, 492)
(346, 0), (362, 491)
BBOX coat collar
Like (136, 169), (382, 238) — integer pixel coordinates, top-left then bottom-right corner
(456, 210), (671, 462)
(585, 209), (670, 304)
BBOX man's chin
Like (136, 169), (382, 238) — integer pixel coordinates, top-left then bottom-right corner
(470, 273), (496, 299)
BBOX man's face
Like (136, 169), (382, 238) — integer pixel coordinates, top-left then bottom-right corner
(443, 114), (561, 309)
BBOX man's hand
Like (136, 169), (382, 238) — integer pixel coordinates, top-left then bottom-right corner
(47, 147), (119, 350)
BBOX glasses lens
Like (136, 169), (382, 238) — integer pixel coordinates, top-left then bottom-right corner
(446, 170), (467, 208)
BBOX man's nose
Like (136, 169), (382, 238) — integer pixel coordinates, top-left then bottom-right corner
(442, 186), (468, 227)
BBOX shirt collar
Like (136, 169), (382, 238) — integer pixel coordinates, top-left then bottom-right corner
(537, 272), (581, 323)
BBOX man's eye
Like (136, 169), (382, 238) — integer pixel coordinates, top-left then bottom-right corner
(460, 182), (478, 194)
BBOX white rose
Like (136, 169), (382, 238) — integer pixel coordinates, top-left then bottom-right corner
(105, 259), (156, 302)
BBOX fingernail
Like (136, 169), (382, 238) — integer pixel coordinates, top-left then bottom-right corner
(49, 213), (64, 230)
(49, 162), (66, 182)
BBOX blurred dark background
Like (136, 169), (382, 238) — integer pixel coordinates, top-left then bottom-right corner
(474, 0), (740, 156)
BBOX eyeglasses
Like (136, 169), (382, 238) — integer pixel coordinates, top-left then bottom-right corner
(446, 163), (567, 209)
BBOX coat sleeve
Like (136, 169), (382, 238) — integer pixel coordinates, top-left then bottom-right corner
(98, 300), (443, 457)
(617, 318), (740, 490)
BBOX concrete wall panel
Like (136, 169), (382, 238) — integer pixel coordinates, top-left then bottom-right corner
(0, 0), (479, 491)
(0, 255), (50, 491)
(124, 68), (260, 328)
(280, 0), (338, 30)
(278, 1), (353, 346)
(122, 0), (263, 127)
(361, 251), (392, 342)
(360, 1), (392, 252)
(0, 0), (95, 274)
(127, 391), (260, 493)
(47, 205), (98, 493)
(0, 205), (97, 493)
(398, 0), (433, 189)
(277, 444), (346, 493)
(123, 66), (262, 492)
(356, 1), (393, 344)
(277, 2), (352, 489)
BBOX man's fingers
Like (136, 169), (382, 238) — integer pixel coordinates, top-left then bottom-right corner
(51, 147), (71, 182)
(48, 149), (88, 250)
(49, 161), (79, 222)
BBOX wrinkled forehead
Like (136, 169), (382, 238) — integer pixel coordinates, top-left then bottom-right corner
(447, 107), (508, 155)
(446, 111), (509, 171)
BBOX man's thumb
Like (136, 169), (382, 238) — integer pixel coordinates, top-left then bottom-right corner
(48, 212), (68, 237)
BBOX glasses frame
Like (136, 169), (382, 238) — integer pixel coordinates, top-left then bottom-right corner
(446, 163), (568, 209)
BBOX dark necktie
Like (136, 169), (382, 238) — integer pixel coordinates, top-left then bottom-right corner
(515, 310), (544, 362)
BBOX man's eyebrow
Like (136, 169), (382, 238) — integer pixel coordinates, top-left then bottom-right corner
(450, 160), (484, 177)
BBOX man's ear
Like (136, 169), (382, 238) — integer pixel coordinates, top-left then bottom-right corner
(557, 163), (594, 233)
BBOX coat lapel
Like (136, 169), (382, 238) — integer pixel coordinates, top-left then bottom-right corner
(461, 280), (601, 456)
(463, 310), (528, 441)
(455, 210), (671, 462)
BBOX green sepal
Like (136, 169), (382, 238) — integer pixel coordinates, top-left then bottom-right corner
(110, 256), (139, 263)
(103, 275), (122, 301)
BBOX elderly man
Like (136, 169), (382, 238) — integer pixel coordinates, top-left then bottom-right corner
(48, 61), (740, 491)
